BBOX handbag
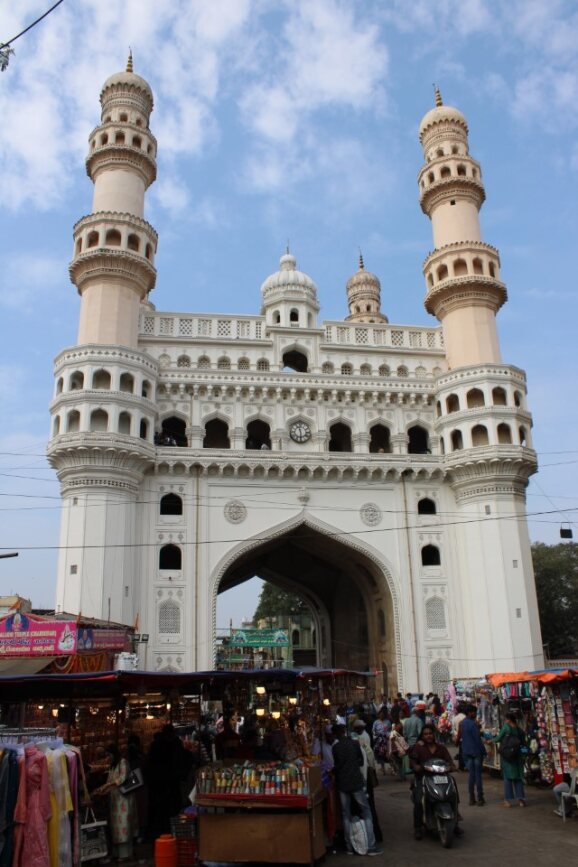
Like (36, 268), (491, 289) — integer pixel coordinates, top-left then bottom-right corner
(80, 808), (108, 862)
(119, 766), (144, 795)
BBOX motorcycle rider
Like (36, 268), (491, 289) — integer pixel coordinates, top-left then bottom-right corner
(409, 723), (462, 840)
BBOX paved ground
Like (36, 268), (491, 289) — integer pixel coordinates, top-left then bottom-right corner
(125, 770), (578, 865)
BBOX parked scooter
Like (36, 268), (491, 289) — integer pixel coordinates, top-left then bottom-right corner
(420, 757), (460, 848)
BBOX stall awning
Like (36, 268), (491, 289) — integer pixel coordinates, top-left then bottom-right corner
(487, 668), (578, 688)
(0, 658), (55, 676)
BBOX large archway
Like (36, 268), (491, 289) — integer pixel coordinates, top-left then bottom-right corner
(213, 519), (400, 695)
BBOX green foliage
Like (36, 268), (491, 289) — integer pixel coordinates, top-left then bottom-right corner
(253, 582), (308, 623)
(532, 542), (578, 658)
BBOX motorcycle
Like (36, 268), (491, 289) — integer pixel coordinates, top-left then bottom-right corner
(419, 757), (460, 848)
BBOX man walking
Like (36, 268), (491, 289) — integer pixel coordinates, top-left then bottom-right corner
(403, 706), (424, 748)
(458, 705), (486, 805)
(331, 724), (383, 856)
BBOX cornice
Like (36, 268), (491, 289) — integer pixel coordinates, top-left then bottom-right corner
(433, 406), (532, 428)
(423, 240), (500, 269)
(69, 249), (156, 296)
(435, 364), (527, 388)
(73, 211), (158, 242)
(425, 277), (507, 316)
(54, 344), (159, 374)
(86, 144), (156, 188)
(420, 176), (485, 214)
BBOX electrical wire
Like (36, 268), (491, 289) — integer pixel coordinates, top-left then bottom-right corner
(0, 507), (574, 553)
(0, 0), (65, 51)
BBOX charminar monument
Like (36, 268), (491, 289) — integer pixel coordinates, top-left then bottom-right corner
(48, 57), (543, 693)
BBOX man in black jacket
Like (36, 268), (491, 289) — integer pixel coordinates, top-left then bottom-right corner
(332, 724), (382, 856)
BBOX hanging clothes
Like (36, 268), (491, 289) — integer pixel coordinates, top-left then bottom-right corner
(107, 759), (137, 861)
(13, 747), (51, 867)
(46, 749), (73, 867)
(0, 750), (19, 867)
(66, 750), (80, 867)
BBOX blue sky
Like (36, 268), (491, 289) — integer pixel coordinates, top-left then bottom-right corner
(1, 1), (577, 627)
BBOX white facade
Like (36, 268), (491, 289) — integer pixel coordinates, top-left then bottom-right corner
(48, 66), (543, 692)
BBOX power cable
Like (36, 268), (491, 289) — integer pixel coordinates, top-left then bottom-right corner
(0, 0), (65, 50)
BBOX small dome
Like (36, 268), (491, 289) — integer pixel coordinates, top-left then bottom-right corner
(346, 259), (381, 293)
(419, 104), (467, 143)
(100, 53), (153, 109)
(261, 251), (317, 295)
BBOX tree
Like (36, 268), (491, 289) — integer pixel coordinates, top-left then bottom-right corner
(532, 542), (578, 658)
(253, 582), (309, 623)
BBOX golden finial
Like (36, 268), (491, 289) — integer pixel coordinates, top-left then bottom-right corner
(126, 49), (133, 73)
(433, 84), (443, 107)
(358, 249), (365, 271)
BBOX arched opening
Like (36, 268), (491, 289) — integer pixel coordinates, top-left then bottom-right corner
(446, 393), (460, 413)
(177, 355), (191, 368)
(139, 419), (148, 440)
(217, 357), (231, 370)
(132, 135), (142, 149)
(421, 544), (441, 566)
(451, 429), (463, 451)
(428, 171), (435, 183)
(437, 264), (448, 281)
(105, 229), (121, 246)
(159, 544), (182, 570)
(127, 233), (140, 252)
(52, 416), (61, 437)
(466, 388), (485, 408)
(289, 309), (299, 323)
(118, 411), (131, 435)
(145, 243), (153, 260)
(119, 113), (128, 122)
(471, 424), (489, 447)
(340, 363), (353, 376)
(328, 422), (352, 453)
(76, 238), (82, 255)
(369, 424), (391, 454)
(160, 494), (183, 516)
(292, 629), (300, 647)
(440, 436), (445, 455)
(440, 166), (451, 178)
(488, 261), (496, 277)
(204, 418), (230, 449)
(56, 377), (64, 395)
(418, 498), (436, 515)
(436, 401), (442, 417)
(273, 310), (281, 324)
(514, 390), (522, 407)
(497, 423), (512, 444)
(160, 417), (188, 447)
(92, 369), (111, 389)
(115, 131), (125, 145)
(238, 357), (250, 371)
(89, 409), (108, 432)
(257, 359), (270, 371)
(428, 272), (434, 287)
(197, 356), (210, 370)
(378, 364), (390, 377)
(100, 133), (108, 146)
(436, 148), (444, 158)
(519, 426), (527, 446)
(283, 349), (308, 373)
(472, 257), (484, 275)
(119, 373), (134, 393)
(493, 387), (507, 406)
(457, 164), (466, 177)
(397, 365), (408, 377)
(67, 410), (80, 433)
(360, 364), (372, 376)
(453, 258), (468, 276)
(408, 425), (429, 454)
(87, 231), (99, 248)
(322, 362), (334, 374)
(246, 420), (271, 450)
(142, 380), (152, 399)
(216, 522), (397, 687)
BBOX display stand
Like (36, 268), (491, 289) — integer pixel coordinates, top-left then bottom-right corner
(196, 766), (326, 865)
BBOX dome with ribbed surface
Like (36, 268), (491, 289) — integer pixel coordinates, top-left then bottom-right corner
(100, 52), (153, 111)
(419, 104), (467, 143)
(261, 252), (318, 296)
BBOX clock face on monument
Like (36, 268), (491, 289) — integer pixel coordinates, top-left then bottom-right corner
(289, 421), (312, 444)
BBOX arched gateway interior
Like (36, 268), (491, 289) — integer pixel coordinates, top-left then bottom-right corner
(217, 525), (397, 695)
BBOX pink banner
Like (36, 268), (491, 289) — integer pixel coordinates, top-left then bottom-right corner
(0, 614), (77, 656)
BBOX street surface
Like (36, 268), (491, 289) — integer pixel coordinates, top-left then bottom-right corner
(128, 770), (578, 865)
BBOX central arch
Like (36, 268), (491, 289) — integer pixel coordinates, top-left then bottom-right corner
(210, 514), (403, 693)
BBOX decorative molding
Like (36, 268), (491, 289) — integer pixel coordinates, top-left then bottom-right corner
(224, 500), (247, 524)
(360, 503), (382, 526)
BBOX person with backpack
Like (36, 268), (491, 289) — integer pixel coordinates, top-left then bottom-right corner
(494, 712), (526, 807)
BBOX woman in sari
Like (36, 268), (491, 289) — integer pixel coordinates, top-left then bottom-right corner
(94, 745), (136, 862)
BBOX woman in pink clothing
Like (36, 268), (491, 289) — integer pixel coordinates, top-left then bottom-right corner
(13, 746), (52, 867)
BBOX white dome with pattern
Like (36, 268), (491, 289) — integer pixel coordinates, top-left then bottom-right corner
(261, 252), (318, 296)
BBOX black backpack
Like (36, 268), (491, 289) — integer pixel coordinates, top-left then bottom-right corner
(499, 731), (522, 762)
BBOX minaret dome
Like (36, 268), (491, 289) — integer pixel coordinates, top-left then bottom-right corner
(346, 254), (388, 323)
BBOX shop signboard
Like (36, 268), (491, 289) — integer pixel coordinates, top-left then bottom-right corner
(77, 627), (128, 651)
(230, 628), (289, 647)
(0, 613), (77, 656)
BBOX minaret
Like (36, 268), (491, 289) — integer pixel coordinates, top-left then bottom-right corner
(417, 90), (543, 674)
(345, 253), (388, 323)
(48, 56), (158, 624)
(418, 88), (506, 369)
(71, 51), (158, 347)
